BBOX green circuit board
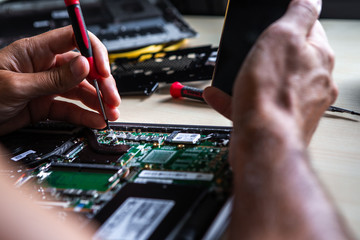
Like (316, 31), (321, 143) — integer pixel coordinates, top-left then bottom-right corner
(42, 170), (114, 192)
(1, 122), (232, 233)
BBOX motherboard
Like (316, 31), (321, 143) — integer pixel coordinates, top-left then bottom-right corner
(0, 121), (232, 239)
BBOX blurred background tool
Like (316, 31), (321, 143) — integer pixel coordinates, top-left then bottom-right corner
(0, 0), (197, 52)
(170, 82), (204, 102)
(111, 46), (217, 96)
(64, 0), (109, 129)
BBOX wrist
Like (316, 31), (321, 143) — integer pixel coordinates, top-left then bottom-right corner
(230, 104), (307, 169)
(234, 101), (304, 140)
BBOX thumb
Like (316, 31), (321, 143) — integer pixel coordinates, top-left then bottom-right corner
(282, 0), (322, 37)
(26, 55), (89, 97)
(203, 86), (232, 120)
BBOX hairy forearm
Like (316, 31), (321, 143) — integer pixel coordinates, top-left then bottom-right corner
(229, 112), (352, 240)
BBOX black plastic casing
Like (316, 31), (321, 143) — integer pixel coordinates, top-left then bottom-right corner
(211, 0), (290, 96)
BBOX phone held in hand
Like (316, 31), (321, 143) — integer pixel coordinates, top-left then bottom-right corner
(211, 0), (290, 95)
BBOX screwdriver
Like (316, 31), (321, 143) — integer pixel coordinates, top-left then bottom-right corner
(327, 105), (360, 116)
(170, 81), (205, 102)
(64, 0), (110, 129)
(171, 82), (360, 116)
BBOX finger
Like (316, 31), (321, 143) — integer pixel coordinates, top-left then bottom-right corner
(14, 55), (89, 98)
(47, 100), (108, 129)
(308, 21), (335, 70)
(88, 31), (111, 78)
(282, 0), (321, 36)
(55, 51), (80, 67)
(59, 81), (120, 121)
(308, 21), (331, 51)
(36, 26), (111, 78)
(60, 80), (98, 108)
(308, 20), (327, 42)
(203, 86), (232, 120)
(27, 26), (110, 78)
(32, 26), (76, 54)
(97, 75), (121, 109)
(22, 26), (76, 71)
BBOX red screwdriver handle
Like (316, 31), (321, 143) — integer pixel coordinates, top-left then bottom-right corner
(64, 0), (101, 80)
(170, 82), (204, 102)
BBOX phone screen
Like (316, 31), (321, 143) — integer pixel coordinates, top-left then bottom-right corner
(212, 0), (291, 95)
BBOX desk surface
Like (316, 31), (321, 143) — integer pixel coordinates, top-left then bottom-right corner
(117, 16), (360, 238)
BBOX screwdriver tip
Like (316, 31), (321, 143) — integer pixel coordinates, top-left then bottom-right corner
(105, 120), (110, 130)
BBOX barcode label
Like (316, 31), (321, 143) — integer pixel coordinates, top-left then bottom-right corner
(139, 170), (214, 181)
(94, 197), (175, 240)
(134, 177), (173, 184)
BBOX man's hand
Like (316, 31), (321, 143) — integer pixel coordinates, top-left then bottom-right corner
(204, 0), (337, 145)
(205, 0), (353, 239)
(0, 26), (121, 135)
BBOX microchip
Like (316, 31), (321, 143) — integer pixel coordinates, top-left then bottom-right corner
(142, 150), (176, 164)
(171, 133), (201, 144)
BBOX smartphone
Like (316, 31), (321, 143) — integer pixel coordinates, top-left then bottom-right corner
(212, 0), (291, 95)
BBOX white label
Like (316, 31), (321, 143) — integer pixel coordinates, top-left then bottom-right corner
(172, 133), (201, 144)
(11, 150), (36, 162)
(139, 170), (214, 181)
(134, 177), (173, 184)
(94, 197), (175, 240)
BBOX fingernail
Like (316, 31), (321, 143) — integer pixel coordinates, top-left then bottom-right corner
(70, 57), (87, 78)
(114, 89), (121, 103)
(115, 108), (120, 118)
(102, 55), (111, 76)
(107, 103), (120, 118)
(106, 62), (111, 76)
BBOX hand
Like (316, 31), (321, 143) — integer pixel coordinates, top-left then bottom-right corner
(204, 0), (337, 144)
(204, 2), (352, 239)
(0, 26), (121, 135)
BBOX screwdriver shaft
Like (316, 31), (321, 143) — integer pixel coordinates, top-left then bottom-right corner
(94, 79), (109, 129)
